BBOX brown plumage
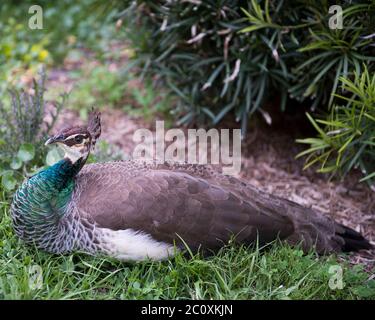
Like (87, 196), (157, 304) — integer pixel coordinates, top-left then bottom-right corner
(75, 160), (371, 255)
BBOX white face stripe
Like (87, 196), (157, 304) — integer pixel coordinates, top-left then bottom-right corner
(63, 133), (88, 141)
(102, 228), (177, 261)
(58, 142), (89, 163)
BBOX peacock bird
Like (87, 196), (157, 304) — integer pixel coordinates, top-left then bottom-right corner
(11, 111), (372, 261)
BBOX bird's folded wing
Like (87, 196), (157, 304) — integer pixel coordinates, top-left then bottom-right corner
(74, 162), (295, 251)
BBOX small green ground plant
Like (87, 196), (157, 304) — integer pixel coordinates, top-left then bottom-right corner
(0, 70), (65, 191)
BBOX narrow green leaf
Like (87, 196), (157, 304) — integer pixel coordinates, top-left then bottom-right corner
(359, 171), (375, 182)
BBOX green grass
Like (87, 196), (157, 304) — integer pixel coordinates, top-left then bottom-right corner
(0, 191), (374, 300)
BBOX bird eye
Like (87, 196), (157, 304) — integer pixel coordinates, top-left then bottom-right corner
(74, 136), (84, 143)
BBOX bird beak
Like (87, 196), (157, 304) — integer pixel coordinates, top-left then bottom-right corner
(45, 135), (64, 146)
(45, 137), (55, 146)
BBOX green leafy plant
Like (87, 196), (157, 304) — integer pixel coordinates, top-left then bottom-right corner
(0, 70), (65, 191)
(117, 0), (374, 136)
(297, 66), (375, 186)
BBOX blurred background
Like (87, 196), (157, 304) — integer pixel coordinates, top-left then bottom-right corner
(0, 0), (374, 298)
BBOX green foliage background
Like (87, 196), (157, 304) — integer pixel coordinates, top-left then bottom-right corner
(0, 0), (115, 93)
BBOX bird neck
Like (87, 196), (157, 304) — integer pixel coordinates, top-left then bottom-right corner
(11, 157), (85, 248)
(36, 157), (85, 193)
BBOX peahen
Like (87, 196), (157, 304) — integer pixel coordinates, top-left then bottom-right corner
(11, 111), (372, 261)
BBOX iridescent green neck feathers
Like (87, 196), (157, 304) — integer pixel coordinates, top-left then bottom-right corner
(11, 158), (84, 250)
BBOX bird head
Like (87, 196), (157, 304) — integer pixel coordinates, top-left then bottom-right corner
(45, 110), (101, 164)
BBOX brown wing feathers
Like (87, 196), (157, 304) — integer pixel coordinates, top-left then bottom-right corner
(72, 161), (372, 255)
